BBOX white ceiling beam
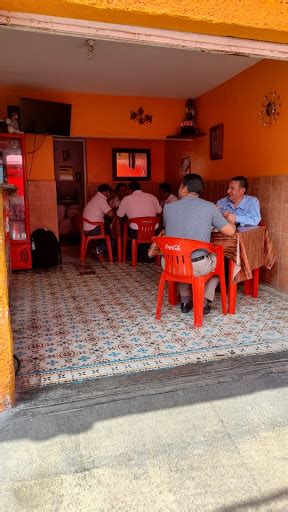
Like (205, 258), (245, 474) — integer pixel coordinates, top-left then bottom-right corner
(1, 10), (288, 60)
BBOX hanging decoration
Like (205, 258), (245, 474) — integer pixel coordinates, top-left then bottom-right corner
(260, 91), (281, 126)
(130, 107), (153, 125)
(86, 39), (95, 60)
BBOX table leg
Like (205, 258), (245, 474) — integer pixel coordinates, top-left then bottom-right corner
(228, 259), (237, 314)
(252, 267), (260, 298)
(244, 279), (253, 296)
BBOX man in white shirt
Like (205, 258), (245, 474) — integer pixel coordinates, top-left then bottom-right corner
(117, 181), (162, 230)
(83, 184), (113, 233)
(159, 182), (178, 209)
(108, 182), (127, 211)
(82, 184), (113, 258)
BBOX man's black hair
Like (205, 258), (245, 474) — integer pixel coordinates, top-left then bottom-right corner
(115, 182), (127, 194)
(182, 173), (204, 195)
(159, 182), (171, 194)
(98, 183), (112, 193)
(231, 176), (248, 193)
(128, 181), (141, 192)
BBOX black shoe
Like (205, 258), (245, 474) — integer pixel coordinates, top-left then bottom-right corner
(181, 302), (192, 313)
(203, 304), (211, 315)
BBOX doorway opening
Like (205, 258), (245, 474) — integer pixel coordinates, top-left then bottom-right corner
(53, 138), (86, 259)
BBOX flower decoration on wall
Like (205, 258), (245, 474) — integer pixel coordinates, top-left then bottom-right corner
(260, 91), (281, 126)
(130, 107), (153, 125)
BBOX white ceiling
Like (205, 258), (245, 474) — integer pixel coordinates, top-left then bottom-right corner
(0, 27), (260, 98)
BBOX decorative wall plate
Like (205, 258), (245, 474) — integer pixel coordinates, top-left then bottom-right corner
(260, 91), (281, 126)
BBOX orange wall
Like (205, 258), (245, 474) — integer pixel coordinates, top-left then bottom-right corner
(0, 86), (183, 182)
(0, 86), (183, 139)
(86, 138), (165, 183)
(25, 134), (55, 181)
(165, 59), (288, 185)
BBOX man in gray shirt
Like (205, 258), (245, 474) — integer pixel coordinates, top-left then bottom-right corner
(163, 174), (236, 314)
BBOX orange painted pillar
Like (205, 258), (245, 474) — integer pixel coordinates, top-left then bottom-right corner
(0, 191), (15, 412)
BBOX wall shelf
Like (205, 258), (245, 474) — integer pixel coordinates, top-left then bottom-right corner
(166, 133), (206, 141)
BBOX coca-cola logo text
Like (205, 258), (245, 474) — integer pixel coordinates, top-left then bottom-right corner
(165, 244), (181, 251)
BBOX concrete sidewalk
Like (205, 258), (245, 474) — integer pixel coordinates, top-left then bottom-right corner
(1, 352), (288, 511)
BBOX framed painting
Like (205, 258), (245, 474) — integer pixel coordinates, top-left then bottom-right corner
(112, 148), (151, 180)
(210, 123), (224, 160)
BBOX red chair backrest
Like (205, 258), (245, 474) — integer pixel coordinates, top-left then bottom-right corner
(81, 218), (105, 236)
(153, 236), (219, 279)
(128, 217), (159, 241)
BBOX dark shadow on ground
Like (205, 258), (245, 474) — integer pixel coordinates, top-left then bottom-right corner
(217, 488), (288, 511)
(0, 350), (287, 443)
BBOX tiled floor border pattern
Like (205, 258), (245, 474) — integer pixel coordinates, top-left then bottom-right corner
(10, 262), (288, 390)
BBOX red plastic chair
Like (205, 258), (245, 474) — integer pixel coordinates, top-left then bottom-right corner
(80, 218), (113, 262)
(123, 217), (159, 267)
(153, 236), (227, 328)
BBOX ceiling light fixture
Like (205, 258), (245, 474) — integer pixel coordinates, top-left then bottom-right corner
(86, 39), (95, 60)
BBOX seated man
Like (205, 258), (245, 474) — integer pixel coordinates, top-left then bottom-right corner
(117, 181), (162, 233)
(159, 182), (178, 209)
(217, 175), (261, 226)
(109, 182), (127, 211)
(82, 183), (113, 257)
(164, 173), (235, 314)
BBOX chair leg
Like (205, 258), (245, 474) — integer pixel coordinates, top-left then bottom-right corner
(244, 279), (252, 296)
(219, 273), (227, 315)
(80, 236), (87, 262)
(168, 282), (178, 306)
(252, 267), (260, 298)
(131, 240), (137, 267)
(117, 236), (122, 263)
(123, 233), (127, 263)
(156, 274), (166, 320)
(228, 259), (237, 314)
(192, 279), (205, 328)
(105, 236), (113, 262)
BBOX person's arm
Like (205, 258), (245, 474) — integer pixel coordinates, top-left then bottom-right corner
(220, 222), (236, 236)
(102, 198), (113, 219)
(212, 205), (236, 236)
(235, 198), (261, 226)
(155, 198), (162, 215)
(117, 198), (126, 218)
(105, 209), (113, 218)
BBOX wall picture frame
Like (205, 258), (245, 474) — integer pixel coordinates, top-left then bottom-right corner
(112, 148), (151, 180)
(210, 123), (224, 160)
(180, 156), (191, 177)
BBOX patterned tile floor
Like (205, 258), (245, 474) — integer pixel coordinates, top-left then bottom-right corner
(10, 262), (288, 390)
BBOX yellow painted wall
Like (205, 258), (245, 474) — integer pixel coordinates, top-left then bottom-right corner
(165, 59), (288, 187)
(2, 0), (288, 43)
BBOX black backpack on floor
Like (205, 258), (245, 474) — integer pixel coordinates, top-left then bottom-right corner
(31, 229), (62, 269)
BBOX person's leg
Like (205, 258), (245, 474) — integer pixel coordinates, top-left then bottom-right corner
(179, 283), (191, 303)
(179, 283), (192, 312)
(192, 254), (219, 313)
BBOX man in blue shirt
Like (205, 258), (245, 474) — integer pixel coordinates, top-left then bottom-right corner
(217, 176), (261, 227)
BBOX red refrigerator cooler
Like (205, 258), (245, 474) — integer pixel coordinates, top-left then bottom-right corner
(0, 133), (32, 270)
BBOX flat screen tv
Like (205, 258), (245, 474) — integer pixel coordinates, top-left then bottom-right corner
(20, 97), (71, 136)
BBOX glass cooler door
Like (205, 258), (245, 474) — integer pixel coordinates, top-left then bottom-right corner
(2, 138), (27, 241)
